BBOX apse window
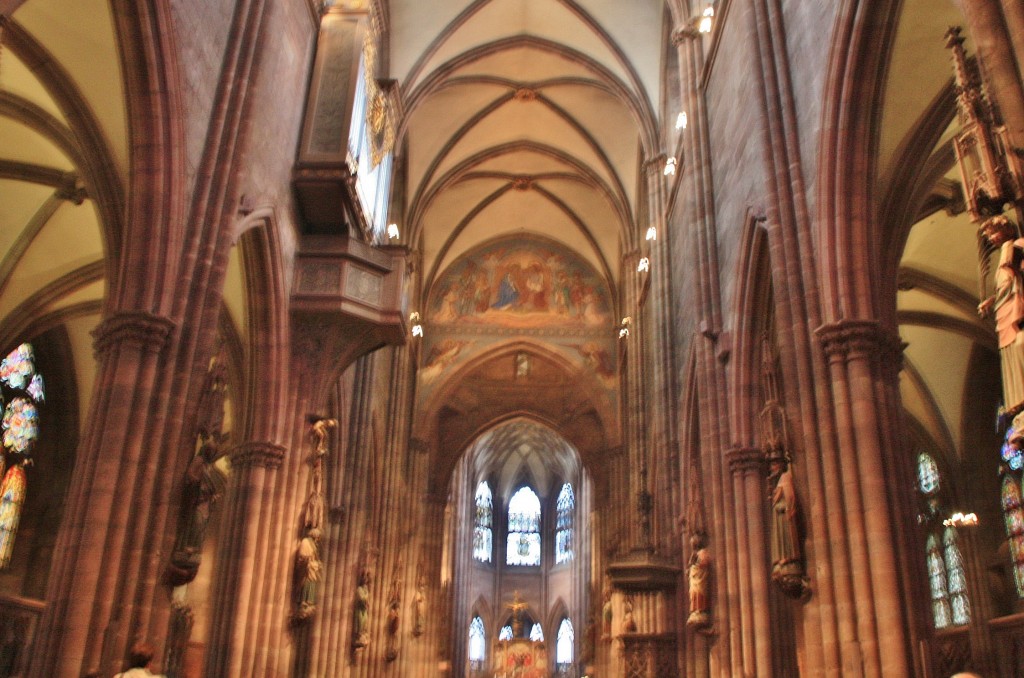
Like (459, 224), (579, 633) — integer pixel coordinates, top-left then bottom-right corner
(506, 486), (541, 566)
(468, 615), (486, 670)
(0, 343), (43, 569)
(555, 482), (574, 564)
(556, 618), (574, 672)
(474, 481), (493, 563)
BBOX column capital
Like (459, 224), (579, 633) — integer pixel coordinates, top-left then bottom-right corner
(91, 310), (175, 357)
(671, 25), (699, 45)
(231, 441), (286, 470)
(815, 319), (904, 365)
(642, 153), (668, 174)
(726, 446), (765, 475)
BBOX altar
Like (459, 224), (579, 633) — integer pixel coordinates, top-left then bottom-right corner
(493, 638), (549, 678)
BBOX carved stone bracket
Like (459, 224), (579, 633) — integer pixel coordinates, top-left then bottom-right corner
(91, 310), (176, 358)
(231, 441), (286, 470)
(726, 446), (765, 476)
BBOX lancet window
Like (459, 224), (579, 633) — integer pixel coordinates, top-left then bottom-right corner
(0, 343), (43, 569)
(917, 452), (970, 627)
(555, 482), (574, 564)
(474, 481), (493, 563)
(468, 615), (486, 669)
(556, 618), (573, 671)
(506, 486), (541, 566)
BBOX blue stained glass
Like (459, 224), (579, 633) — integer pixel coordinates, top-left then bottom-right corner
(917, 453), (940, 495)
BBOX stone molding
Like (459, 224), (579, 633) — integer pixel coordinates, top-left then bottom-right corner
(91, 310), (175, 357)
(815, 319), (904, 369)
(231, 441), (286, 469)
(726, 446), (765, 475)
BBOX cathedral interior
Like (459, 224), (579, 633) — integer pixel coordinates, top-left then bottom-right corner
(3, 0), (1024, 676)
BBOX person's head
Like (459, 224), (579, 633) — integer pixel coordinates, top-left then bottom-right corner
(126, 640), (155, 668)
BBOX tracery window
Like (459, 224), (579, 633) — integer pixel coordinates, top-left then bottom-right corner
(506, 486), (541, 566)
(555, 482), (574, 564)
(927, 533), (952, 628)
(1002, 474), (1024, 596)
(0, 344), (43, 569)
(469, 615), (486, 669)
(474, 481), (493, 563)
(505, 485), (544, 565)
(917, 452), (970, 627)
(943, 527), (970, 626)
(498, 625), (513, 641)
(556, 618), (574, 671)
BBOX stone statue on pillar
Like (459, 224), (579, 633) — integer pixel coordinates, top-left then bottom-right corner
(760, 333), (810, 598)
(601, 584), (612, 640)
(978, 216), (1024, 435)
(411, 575), (427, 637)
(293, 528), (323, 622)
(165, 360), (229, 587)
(353, 567), (372, 649)
(686, 532), (712, 631)
(291, 417), (336, 623)
(767, 452), (808, 598)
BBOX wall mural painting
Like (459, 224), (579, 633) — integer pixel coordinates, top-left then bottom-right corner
(428, 239), (612, 330)
(418, 238), (618, 405)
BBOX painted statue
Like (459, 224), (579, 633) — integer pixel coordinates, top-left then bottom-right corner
(412, 577), (427, 637)
(979, 215), (1024, 426)
(353, 568), (372, 648)
(686, 533), (712, 631)
(293, 528), (322, 622)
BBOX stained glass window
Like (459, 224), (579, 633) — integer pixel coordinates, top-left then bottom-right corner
(943, 527), (970, 626)
(474, 482), (493, 563)
(0, 343), (43, 570)
(507, 486), (541, 566)
(926, 534), (952, 629)
(1003, 475), (1024, 596)
(917, 453), (940, 495)
(530, 623), (544, 642)
(1003, 427), (1024, 470)
(499, 625), (513, 641)
(555, 483), (574, 564)
(469, 616), (486, 664)
(0, 465), (26, 568)
(556, 618), (574, 668)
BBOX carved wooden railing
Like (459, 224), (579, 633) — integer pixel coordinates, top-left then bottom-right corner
(0, 594), (44, 678)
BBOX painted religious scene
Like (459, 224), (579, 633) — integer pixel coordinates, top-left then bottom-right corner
(428, 237), (613, 330)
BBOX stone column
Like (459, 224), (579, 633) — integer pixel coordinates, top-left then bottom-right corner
(671, 22), (737, 677)
(817, 320), (914, 677)
(644, 154), (680, 550)
(204, 440), (285, 676)
(727, 447), (772, 678)
(28, 311), (175, 677)
(621, 249), (649, 551)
